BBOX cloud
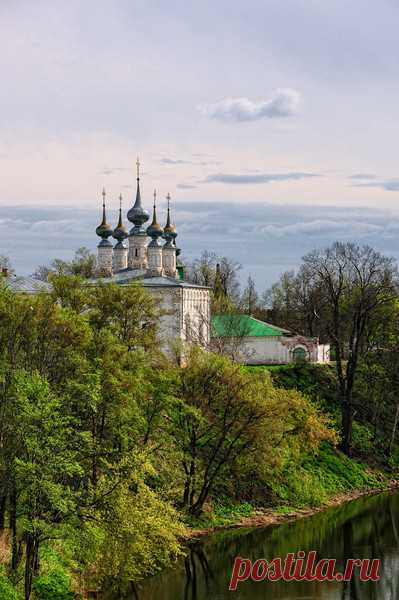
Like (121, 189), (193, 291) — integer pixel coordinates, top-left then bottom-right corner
(354, 179), (399, 192)
(349, 173), (378, 180)
(161, 157), (220, 167)
(202, 172), (318, 185)
(259, 220), (382, 237)
(176, 201), (391, 240)
(101, 167), (131, 176)
(161, 158), (192, 165)
(177, 183), (196, 189)
(198, 89), (302, 123)
(2, 200), (399, 288)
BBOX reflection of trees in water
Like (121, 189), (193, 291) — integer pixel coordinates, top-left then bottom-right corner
(131, 491), (399, 600)
(341, 520), (360, 600)
(339, 493), (399, 600)
(184, 543), (214, 600)
(372, 493), (399, 600)
(101, 579), (139, 600)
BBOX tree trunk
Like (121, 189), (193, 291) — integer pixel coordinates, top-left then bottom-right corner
(341, 391), (353, 456)
(189, 482), (210, 516)
(388, 401), (399, 457)
(24, 534), (40, 600)
(182, 459), (195, 507)
(10, 483), (19, 571)
(0, 490), (6, 530)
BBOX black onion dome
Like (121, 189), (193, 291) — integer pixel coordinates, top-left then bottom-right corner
(96, 189), (113, 239)
(127, 158), (150, 229)
(163, 193), (177, 242)
(146, 190), (164, 238)
(113, 194), (128, 242)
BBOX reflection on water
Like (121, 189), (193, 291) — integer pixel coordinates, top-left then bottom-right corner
(104, 490), (399, 600)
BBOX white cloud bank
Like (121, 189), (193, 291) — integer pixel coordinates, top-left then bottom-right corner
(198, 88), (302, 122)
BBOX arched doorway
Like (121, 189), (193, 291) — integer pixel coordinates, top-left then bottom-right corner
(293, 346), (308, 362)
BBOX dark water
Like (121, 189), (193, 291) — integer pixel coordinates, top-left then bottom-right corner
(107, 490), (399, 600)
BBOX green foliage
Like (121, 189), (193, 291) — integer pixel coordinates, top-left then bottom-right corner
(32, 571), (73, 600)
(86, 455), (184, 584)
(0, 568), (20, 600)
(271, 443), (382, 507)
(211, 501), (253, 525)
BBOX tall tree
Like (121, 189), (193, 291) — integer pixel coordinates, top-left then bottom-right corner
(240, 275), (259, 315)
(264, 269), (325, 336)
(301, 242), (398, 455)
(187, 251), (241, 305)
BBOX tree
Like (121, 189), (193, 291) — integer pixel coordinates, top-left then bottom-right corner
(0, 255), (13, 275)
(172, 349), (268, 516)
(90, 455), (183, 589)
(87, 281), (159, 351)
(33, 247), (97, 281)
(240, 275), (259, 315)
(172, 348), (335, 516)
(264, 269), (325, 336)
(355, 300), (399, 457)
(8, 372), (83, 600)
(187, 251), (241, 307)
(301, 242), (398, 455)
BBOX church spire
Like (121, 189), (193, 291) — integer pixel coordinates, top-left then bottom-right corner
(146, 190), (164, 276)
(134, 157), (141, 207)
(163, 192), (177, 243)
(96, 188), (113, 239)
(95, 188), (113, 277)
(127, 156), (149, 231)
(113, 193), (128, 242)
(146, 189), (163, 238)
(161, 193), (178, 278)
(113, 193), (128, 272)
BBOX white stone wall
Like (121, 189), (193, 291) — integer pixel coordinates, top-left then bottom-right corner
(182, 288), (211, 345)
(147, 246), (164, 276)
(97, 244), (113, 277)
(145, 286), (211, 348)
(162, 246), (177, 277)
(128, 235), (148, 270)
(234, 336), (330, 365)
(146, 287), (182, 342)
(113, 245), (128, 271)
(317, 344), (330, 363)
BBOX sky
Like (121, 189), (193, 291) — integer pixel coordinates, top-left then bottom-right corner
(2, 0), (399, 290)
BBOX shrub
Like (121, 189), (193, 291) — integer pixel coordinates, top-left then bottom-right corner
(0, 569), (21, 600)
(32, 571), (74, 600)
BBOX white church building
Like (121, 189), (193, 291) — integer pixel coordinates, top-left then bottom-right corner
(92, 159), (210, 346)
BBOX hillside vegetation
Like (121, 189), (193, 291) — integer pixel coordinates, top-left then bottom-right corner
(0, 266), (398, 599)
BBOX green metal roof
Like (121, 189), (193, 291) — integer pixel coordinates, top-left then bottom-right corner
(211, 314), (290, 338)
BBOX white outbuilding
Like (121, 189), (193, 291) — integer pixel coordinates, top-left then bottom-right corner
(211, 314), (330, 365)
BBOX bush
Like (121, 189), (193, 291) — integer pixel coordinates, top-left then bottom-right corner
(0, 570), (21, 600)
(32, 571), (74, 600)
(270, 443), (381, 507)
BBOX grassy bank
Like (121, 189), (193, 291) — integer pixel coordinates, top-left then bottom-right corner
(184, 441), (397, 538)
(184, 363), (399, 536)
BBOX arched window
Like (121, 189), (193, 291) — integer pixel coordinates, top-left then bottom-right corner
(293, 347), (308, 362)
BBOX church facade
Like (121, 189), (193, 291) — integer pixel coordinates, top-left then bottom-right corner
(93, 159), (211, 347)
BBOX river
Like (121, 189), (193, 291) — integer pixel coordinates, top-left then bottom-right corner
(104, 490), (399, 599)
